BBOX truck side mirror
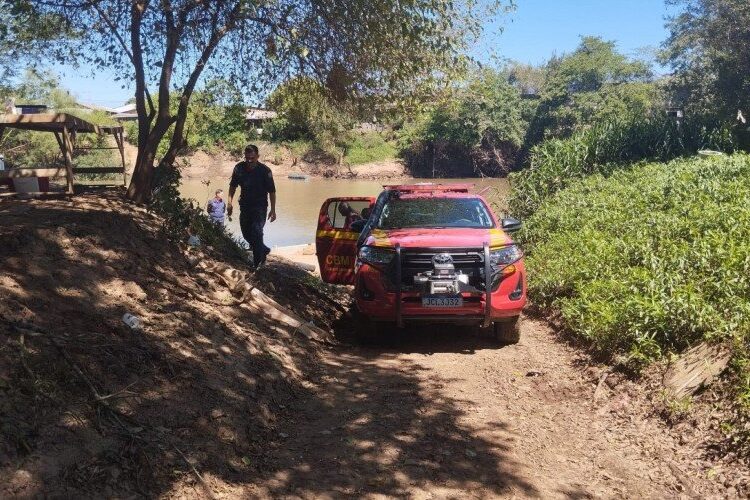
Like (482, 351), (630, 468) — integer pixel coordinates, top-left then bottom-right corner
(350, 219), (367, 233)
(501, 217), (522, 233)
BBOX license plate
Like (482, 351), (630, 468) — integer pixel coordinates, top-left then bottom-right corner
(422, 296), (463, 308)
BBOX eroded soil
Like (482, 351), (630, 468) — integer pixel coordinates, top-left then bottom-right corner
(0, 191), (746, 498)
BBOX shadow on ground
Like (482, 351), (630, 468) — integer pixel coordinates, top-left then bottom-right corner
(0, 194), (533, 497)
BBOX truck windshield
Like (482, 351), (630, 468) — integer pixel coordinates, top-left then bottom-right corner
(376, 197), (494, 229)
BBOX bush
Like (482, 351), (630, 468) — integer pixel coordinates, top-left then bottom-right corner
(344, 132), (397, 165)
(508, 115), (735, 218)
(149, 164), (247, 261)
(398, 68), (527, 177)
(519, 153), (750, 391)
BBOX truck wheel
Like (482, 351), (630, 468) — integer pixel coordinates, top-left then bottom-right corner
(494, 317), (520, 345)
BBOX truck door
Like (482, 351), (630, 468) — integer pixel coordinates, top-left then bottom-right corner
(316, 197), (375, 284)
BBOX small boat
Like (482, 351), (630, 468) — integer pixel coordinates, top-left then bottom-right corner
(287, 173), (309, 180)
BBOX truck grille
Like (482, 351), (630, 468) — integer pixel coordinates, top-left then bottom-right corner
(392, 248), (486, 289)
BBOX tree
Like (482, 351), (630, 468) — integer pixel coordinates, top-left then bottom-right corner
(265, 77), (351, 149)
(399, 68), (528, 176)
(532, 36), (656, 139)
(15, 0), (499, 203)
(662, 0), (750, 120)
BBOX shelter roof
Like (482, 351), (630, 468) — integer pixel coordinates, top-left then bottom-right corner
(0, 113), (123, 134)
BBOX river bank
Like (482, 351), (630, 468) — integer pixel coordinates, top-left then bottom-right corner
(122, 141), (409, 181)
(1, 189), (747, 497)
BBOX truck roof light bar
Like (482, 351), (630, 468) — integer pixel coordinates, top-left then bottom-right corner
(383, 183), (473, 193)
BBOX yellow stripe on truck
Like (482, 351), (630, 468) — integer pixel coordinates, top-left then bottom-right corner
(316, 229), (360, 240)
(368, 229), (392, 247)
(489, 228), (512, 247)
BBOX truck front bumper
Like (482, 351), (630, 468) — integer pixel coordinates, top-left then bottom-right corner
(355, 251), (526, 326)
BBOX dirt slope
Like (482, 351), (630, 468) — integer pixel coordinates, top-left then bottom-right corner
(252, 322), (746, 499)
(1, 191), (746, 498)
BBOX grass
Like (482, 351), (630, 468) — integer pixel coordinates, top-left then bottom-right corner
(344, 132), (398, 165)
(508, 115), (735, 219)
(516, 154), (750, 436)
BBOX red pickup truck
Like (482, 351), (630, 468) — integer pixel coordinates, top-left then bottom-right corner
(315, 184), (526, 343)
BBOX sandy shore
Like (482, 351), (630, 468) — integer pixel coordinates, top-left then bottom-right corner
(123, 141), (408, 181)
(271, 243), (320, 274)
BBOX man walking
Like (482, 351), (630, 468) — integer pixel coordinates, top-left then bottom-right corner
(227, 145), (277, 267)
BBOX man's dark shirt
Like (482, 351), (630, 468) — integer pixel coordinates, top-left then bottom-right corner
(229, 161), (276, 209)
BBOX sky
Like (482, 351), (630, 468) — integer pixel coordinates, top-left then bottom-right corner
(55, 0), (677, 108)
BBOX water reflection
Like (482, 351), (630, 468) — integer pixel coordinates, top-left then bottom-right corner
(180, 177), (509, 247)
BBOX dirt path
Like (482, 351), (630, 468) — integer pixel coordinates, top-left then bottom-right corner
(248, 319), (727, 499)
(1, 194), (741, 498)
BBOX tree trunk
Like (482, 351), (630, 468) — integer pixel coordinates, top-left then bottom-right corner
(127, 145), (157, 203)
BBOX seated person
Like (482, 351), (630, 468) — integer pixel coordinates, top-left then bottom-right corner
(338, 202), (363, 230)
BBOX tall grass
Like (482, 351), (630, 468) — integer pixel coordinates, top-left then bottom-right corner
(508, 115), (735, 218)
(344, 132), (398, 165)
(518, 154), (750, 444)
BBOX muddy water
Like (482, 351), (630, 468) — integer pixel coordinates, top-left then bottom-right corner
(180, 177), (509, 247)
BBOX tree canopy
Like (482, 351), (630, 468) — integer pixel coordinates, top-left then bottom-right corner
(535, 36), (656, 138)
(662, 0), (750, 120)
(10, 0), (501, 202)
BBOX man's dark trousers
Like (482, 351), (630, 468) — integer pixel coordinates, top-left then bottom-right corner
(239, 207), (270, 266)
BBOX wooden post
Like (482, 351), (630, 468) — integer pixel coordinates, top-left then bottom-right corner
(61, 126), (75, 194)
(114, 130), (127, 187)
(53, 131), (64, 152)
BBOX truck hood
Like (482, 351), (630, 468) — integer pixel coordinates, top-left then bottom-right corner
(366, 228), (512, 249)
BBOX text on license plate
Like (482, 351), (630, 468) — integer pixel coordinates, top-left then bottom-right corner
(422, 297), (463, 308)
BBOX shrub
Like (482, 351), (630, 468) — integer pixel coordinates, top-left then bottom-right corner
(344, 132), (397, 165)
(149, 164), (247, 261)
(508, 115), (735, 218)
(398, 68), (527, 177)
(519, 154), (750, 388)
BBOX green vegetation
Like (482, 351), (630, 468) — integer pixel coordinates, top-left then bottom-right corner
(14, 0), (496, 202)
(517, 154), (750, 426)
(397, 36), (669, 177)
(124, 81), (249, 161)
(530, 36), (656, 140)
(344, 132), (398, 165)
(398, 68), (528, 176)
(662, 0), (750, 126)
(508, 115), (734, 218)
(0, 70), (119, 172)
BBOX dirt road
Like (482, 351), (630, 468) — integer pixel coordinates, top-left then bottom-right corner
(247, 319), (730, 499)
(1, 194), (742, 498)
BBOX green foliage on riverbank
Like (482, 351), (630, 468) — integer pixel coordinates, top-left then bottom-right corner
(507, 115), (735, 218)
(344, 132), (398, 165)
(518, 154), (750, 422)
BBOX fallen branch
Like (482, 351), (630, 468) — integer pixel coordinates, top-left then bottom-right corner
(197, 261), (330, 343)
(7, 318), (136, 430)
(593, 370), (611, 402)
(174, 446), (216, 499)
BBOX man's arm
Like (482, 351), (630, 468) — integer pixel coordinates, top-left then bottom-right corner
(227, 165), (239, 216)
(268, 192), (277, 222)
(227, 186), (236, 216)
(266, 166), (277, 222)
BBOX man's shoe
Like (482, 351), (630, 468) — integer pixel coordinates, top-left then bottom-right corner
(258, 247), (271, 266)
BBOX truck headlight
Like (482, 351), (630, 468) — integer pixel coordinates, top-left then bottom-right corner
(358, 246), (395, 267)
(490, 244), (522, 267)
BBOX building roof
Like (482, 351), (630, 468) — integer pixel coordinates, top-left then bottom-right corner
(112, 103), (137, 114)
(246, 108), (278, 120)
(77, 102), (116, 113)
(0, 113), (122, 134)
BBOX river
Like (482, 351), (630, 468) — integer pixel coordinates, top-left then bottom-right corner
(179, 176), (509, 247)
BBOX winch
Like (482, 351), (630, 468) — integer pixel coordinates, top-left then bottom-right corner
(413, 252), (469, 294)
